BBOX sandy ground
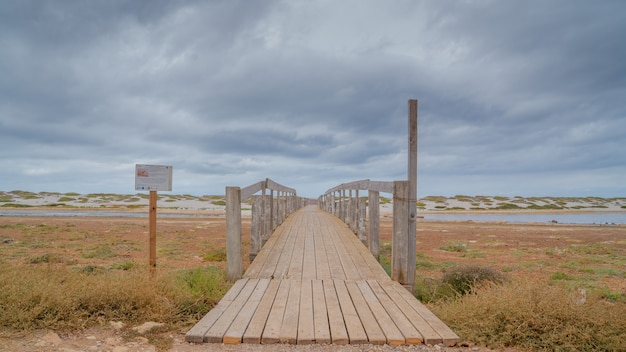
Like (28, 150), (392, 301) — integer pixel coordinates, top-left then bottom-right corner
(1, 193), (625, 351)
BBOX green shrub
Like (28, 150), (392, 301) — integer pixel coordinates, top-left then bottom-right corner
(431, 277), (626, 351)
(441, 265), (506, 295)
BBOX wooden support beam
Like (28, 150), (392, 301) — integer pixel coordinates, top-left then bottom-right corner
(368, 190), (380, 260)
(226, 186), (242, 282)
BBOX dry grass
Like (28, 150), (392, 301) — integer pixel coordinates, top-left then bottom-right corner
(430, 276), (626, 351)
(0, 263), (229, 331)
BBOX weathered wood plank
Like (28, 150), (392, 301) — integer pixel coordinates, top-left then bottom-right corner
(313, 225), (331, 280)
(320, 219), (346, 280)
(262, 280), (291, 344)
(270, 222), (298, 279)
(243, 223), (285, 278)
(326, 222), (362, 280)
(356, 280), (405, 345)
(380, 281), (442, 345)
(185, 278), (249, 343)
(280, 280), (301, 344)
(302, 216), (317, 280)
(242, 279), (281, 344)
(312, 280), (331, 344)
(367, 280), (423, 344)
(323, 280), (349, 345)
(388, 281), (459, 346)
(345, 281), (386, 345)
(286, 219), (305, 280)
(297, 280), (315, 344)
(204, 279), (258, 343)
(223, 279), (270, 344)
(334, 280), (368, 344)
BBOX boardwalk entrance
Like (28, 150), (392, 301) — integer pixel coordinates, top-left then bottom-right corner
(186, 206), (459, 346)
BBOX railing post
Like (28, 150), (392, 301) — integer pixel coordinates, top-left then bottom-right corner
(271, 190), (277, 230)
(392, 180), (415, 290)
(250, 196), (261, 262)
(226, 186), (242, 282)
(368, 190), (380, 260)
(358, 198), (366, 244)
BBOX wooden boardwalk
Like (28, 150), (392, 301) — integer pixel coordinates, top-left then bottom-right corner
(186, 206), (459, 346)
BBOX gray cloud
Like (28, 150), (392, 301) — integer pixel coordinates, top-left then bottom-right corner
(1, 0), (625, 197)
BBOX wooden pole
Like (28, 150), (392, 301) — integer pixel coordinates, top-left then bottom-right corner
(407, 99), (418, 290)
(392, 180), (413, 289)
(368, 190), (380, 260)
(149, 190), (157, 274)
(226, 186), (242, 282)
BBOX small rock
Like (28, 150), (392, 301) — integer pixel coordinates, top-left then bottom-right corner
(86, 335), (97, 340)
(132, 321), (165, 334)
(459, 340), (472, 347)
(42, 331), (62, 345)
(136, 336), (149, 344)
(110, 320), (126, 330)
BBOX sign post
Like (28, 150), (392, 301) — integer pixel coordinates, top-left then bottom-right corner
(135, 164), (173, 274)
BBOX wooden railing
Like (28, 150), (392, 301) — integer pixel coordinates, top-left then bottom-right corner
(226, 178), (306, 281)
(318, 179), (416, 290)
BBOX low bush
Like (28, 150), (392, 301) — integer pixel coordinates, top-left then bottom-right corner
(0, 263), (229, 330)
(430, 277), (626, 351)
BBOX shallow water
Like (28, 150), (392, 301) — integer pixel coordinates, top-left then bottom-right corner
(421, 212), (626, 224)
(1, 209), (624, 224)
(0, 210), (197, 218)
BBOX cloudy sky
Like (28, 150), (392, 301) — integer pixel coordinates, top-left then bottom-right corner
(1, 0), (625, 198)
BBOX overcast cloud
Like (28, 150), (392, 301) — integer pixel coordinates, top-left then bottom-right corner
(1, 0), (625, 198)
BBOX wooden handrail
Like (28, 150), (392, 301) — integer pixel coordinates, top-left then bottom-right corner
(318, 179), (415, 290)
(226, 178), (305, 281)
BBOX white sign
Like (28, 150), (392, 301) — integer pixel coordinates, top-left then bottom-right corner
(135, 164), (173, 191)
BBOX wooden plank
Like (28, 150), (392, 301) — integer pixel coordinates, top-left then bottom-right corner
(320, 219), (346, 280)
(286, 218), (306, 280)
(312, 280), (331, 344)
(270, 221), (298, 279)
(313, 225), (331, 280)
(204, 279), (259, 343)
(367, 280), (424, 345)
(323, 280), (349, 345)
(333, 280), (368, 344)
(380, 281), (442, 345)
(345, 281), (386, 345)
(223, 279), (270, 344)
(185, 278), (249, 343)
(301, 218), (317, 280)
(327, 224), (362, 280)
(297, 280), (315, 344)
(388, 282), (459, 346)
(257, 223), (294, 279)
(356, 281), (405, 345)
(367, 280), (422, 344)
(262, 280), (291, 344)
(280, 280), (301, 344)
(242, 279), (281, 344)
(243, 223), (285, 278)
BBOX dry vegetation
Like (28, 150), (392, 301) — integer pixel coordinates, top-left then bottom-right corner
(0, 212), (625, 351)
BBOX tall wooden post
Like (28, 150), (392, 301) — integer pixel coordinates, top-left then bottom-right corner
(392, 180), (414, 289)
(368, 190), (380, 260)
(407, 99), (418, 290)
(149, 190), (157, 274)
(226, 186), (242, 282)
